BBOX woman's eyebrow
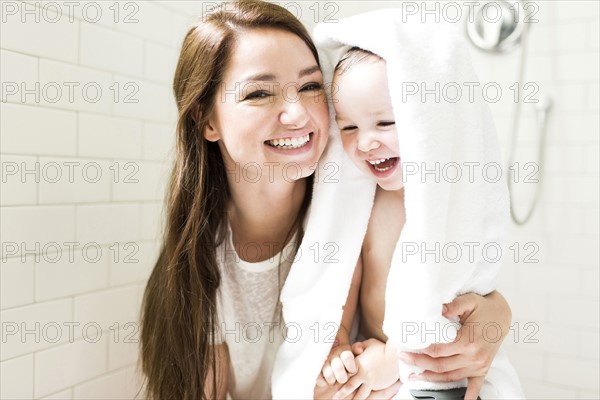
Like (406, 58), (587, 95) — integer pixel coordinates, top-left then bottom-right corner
(239, 73), (277, 84)
(238, 65), (320, 85)
(299, 65), (320, 78)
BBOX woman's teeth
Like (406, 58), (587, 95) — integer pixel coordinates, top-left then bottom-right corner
(267, 134), (310, 149)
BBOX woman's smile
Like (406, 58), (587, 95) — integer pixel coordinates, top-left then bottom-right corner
(264, 132), (315, 156)
(265, 132), (311, 149)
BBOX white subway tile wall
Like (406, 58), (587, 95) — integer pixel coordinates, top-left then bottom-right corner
(0, 1), (598, 398)
(1, 0), (188, 397)
(471, 1), (600, 397)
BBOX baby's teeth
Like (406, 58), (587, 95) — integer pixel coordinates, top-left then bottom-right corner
(369, 158), (389, 165)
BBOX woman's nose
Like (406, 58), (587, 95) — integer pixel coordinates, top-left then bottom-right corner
(357, 131), (381, 152)
(279, 98), (310, 127)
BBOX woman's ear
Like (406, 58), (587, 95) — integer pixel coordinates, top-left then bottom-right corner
(192, 104), (220, 142)
(203, 119), (220, 142)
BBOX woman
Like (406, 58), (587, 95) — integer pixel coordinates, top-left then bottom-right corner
(140, 1), (512, 399)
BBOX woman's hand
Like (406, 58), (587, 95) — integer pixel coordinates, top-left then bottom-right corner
(398, 291), (511, 400)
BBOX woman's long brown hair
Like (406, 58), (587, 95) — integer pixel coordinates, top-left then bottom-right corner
(139, 1), (320, 399)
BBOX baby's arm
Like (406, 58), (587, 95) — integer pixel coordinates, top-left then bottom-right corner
(316, 255), (362, 388)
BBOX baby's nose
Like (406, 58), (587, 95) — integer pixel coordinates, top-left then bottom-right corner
(357, 133), (381, 152)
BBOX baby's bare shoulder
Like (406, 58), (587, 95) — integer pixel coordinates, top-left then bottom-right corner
(364, 187), (406, 254)
(370, 188), (405, 230)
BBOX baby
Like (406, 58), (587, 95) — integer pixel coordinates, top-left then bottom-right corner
(316, 45), (504, 400)
(313, 44), (524, 400)
(314, 47), (406, 399)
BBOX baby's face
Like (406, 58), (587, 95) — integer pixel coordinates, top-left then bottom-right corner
(333, 59), (403, 191)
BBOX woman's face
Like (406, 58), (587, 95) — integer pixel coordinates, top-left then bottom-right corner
(204, 28), (330, 182)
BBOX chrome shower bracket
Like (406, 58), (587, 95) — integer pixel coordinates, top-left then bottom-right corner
(466, 0), (525, 53)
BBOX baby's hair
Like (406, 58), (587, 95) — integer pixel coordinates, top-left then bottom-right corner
(334, 46), (383, 76)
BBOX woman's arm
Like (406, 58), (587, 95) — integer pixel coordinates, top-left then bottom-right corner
(338, 254), (363, 346)
(398, 291), (511, 400)
(204, 344), (230, 399)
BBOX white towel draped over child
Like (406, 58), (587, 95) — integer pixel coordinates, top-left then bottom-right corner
(272, 7), (524, 399)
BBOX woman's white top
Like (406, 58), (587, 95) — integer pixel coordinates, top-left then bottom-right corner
(215, 226), (297, 399)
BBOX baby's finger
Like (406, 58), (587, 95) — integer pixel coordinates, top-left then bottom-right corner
(323, 364), (336, 385)
(341, 350), (358, 374)
(331, 357), (349, 384)
(333, 375), (362, 400)
(352, 342), (366, 355)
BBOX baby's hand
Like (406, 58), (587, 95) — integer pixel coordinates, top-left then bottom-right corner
(333, 339), (400, 399)
(317, 342), (358, 387)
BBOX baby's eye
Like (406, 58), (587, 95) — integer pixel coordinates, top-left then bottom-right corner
(340, 125), (357, 132)
(300, 82), (323, 92)
(243, 90), (271, 101)
(377, 121), (395, 127)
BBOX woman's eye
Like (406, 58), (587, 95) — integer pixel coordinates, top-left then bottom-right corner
(300, 82), (323, 92)
(244, 90), (271, 100)
(377, 121), (395, 127)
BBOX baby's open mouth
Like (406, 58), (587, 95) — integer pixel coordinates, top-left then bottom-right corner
(368, 157), (398, 172)
(265, 133), (311, 149)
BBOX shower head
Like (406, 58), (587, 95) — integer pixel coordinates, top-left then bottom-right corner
(535, 95), (553, 125)
(536, 96), (554, 112)
(466, 0), (526, 53)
